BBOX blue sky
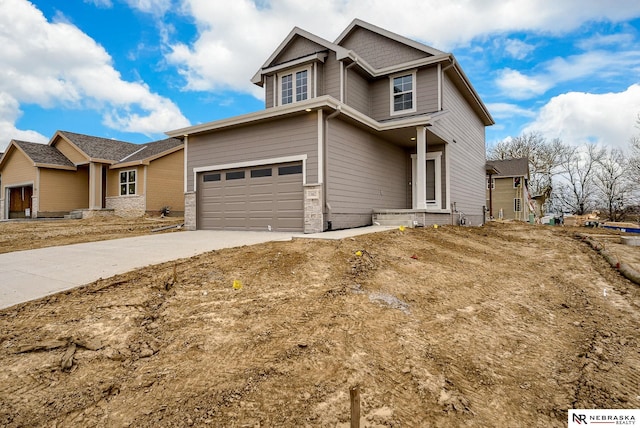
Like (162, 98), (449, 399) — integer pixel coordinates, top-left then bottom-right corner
(1, 0), (640, 152)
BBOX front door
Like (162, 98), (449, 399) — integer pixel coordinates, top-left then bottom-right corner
(9, 186), (33, 218)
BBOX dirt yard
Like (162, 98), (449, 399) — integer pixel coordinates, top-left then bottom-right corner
(0, 216), (185, 254)
(0, 222), (639, 427)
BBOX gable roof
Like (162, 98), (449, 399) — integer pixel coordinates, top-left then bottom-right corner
(54, 131), (140, 163)
(0, 140), (76, 170)
(486, 158), (529, 178)
(114, 137), (183, 167)
(251, 27), (350, 86)
(249, 19), (493, 127)
(335, 19), (446, 57)
(49, 131), (183, 166)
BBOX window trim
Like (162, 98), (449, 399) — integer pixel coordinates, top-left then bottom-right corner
(389, 70), (417, 116)
(513, 177), (521, 188)
(277, 65), (311, 106)
(411, 151), (443, 211)
(514, 198), (522, 212)
(119, 169), (137, 196)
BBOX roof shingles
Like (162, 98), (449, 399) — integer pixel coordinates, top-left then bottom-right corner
(14, 140), (75, 168)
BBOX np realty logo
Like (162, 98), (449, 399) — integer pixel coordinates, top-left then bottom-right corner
(569, 409), (639, 426)
(572, 413), (587, 424)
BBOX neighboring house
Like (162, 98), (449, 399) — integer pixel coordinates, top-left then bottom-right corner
(167, 19), (494, 233)
(485, 158), (533, 221)
(0, 131), (184, 219)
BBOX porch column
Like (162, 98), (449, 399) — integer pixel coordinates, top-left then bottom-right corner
(89, 163), (103, 210)
(415, 126), (427, 209)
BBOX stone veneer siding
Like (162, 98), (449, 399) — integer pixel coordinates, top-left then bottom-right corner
(0, 199), (4, 220)
(184, 192), (196, 231)
(106, 195), (146, 217)
(303, 184), (323, 233)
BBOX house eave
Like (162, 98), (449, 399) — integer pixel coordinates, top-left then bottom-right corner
(166, 95), (445, 138)
(166, 95), (341, 137)
(251, 26), (350, 87)
(33, 163), (77, 171)
(113, 144), (184, 169)
(251, 52), (328, 86)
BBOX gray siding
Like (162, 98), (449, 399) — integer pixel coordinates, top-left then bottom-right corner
(416, 67), (439, 114)
(370, 78), (388, 120)
(370, 66), (439, 121)
(187, 114), (319, 192)
(339, 27), (429, 69)
(273, 36), (326, 64)
(437, 73), (486, 224)
(345, 69), (370, 115)
(265, 75), (274, 108)
(326, 118), (408, 229)
(322, 51), (341, 100)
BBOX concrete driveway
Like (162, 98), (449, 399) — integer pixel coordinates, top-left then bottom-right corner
(0, 226), (392, 310)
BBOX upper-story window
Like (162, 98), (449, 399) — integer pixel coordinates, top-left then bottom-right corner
(279, 67), (309, 105)
(390, 71), (417, 115)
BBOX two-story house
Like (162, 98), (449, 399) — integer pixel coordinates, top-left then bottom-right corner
(485, 157), (532, 221)
(168, 19), (494, 233)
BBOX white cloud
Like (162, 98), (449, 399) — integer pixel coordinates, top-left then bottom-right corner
(84, 0), (113, 8)
(503, 39), (536, 60)
(0, 0), (189, 146)
(523, 84), (640, 150)
(0, 94), (48, 151)
(485, 102), (537, 120)
(495, 48), (640, 100)
(167, 0), (640, 98)
(495, 69), (552, 99)
(124, 0), (172, 15)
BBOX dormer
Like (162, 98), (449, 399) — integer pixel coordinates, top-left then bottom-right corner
(252, 27), (350, 109)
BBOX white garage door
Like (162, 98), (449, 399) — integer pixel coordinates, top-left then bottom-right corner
(197, 162), (304, 231)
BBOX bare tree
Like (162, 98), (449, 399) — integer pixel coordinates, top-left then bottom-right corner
(630, 135), (640, 184)
(487, 132), (569, 213)
(593, 148), (631, 221)
(555, 144), (605, 215)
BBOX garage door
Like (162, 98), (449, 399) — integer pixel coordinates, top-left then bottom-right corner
(198, 162), (304, 232)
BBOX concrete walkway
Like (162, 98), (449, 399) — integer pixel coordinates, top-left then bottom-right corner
(0, 226), (393, 309)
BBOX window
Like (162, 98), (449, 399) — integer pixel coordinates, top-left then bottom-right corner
(251, 168), (272, 178)
(278, 164), (303, 175)
(120, 170), (136, 196)
(226, 171), (245, 180)
(487, 177), (495, 189)
(390, 71), (416, 115)
(411, 151), (443, 210)
(203, 173), (221, 182)
(514, 198), (522, 212)
(513, 177), (521, 188)
(280, 67), (309, 105)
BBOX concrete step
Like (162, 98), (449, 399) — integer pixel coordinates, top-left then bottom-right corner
(373, 214), (415, 221)
(64, 210), (83, 219)
(372, 219), (415, 227)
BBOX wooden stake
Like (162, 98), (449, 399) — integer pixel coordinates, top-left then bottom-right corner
(350, 386), (360, 428)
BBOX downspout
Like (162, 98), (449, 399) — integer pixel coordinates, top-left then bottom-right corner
(439, 57), (456, 112)
(324, 105), (342, 230)
(489, 175), (494, 219)
(343, 58), (358, 106)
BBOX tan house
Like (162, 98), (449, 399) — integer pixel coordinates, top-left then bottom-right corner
(168, 19), (494, 233)
(0, 131), (184, 219)
(485, 158), (533, 221)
